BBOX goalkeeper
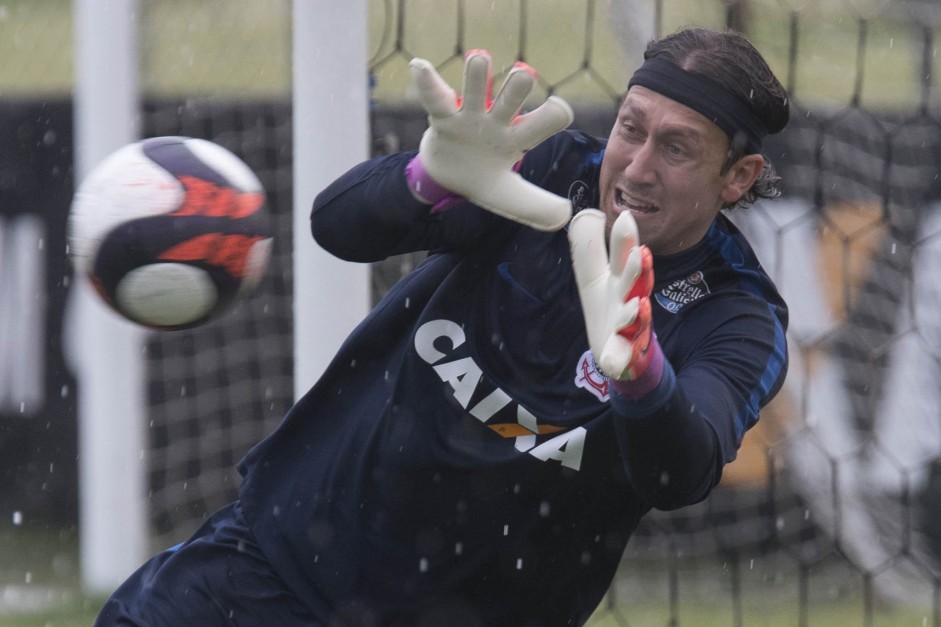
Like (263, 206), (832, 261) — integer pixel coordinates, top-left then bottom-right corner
(96, 26), (790, 627)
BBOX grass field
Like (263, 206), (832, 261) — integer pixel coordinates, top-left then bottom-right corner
(0, 524), (103, 627)
(2, 522), (937, 626)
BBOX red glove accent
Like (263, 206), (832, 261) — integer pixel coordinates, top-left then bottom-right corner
(618, 247), (655, 379)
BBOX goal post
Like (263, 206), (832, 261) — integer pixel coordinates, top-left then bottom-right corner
(70, 0), (148, 594)
(292, 0), (371, 398)
(70, 0), (372, 594)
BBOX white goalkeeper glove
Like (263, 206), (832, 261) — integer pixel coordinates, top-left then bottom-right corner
(569, 209), (663, 395)
(406, 50), (575, 232)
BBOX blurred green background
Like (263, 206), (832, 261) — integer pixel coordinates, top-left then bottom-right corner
(0, 0), (933, 109)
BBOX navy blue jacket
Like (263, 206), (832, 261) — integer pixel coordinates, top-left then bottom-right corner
(237, 130), (789, 626)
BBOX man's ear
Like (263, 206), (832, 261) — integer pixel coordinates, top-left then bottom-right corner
(720, 154), (764, 205)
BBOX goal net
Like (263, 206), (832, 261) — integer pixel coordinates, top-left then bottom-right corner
(129, 0), (941, 623)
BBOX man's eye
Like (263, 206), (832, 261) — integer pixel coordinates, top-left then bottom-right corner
(621, 122), (640, 137)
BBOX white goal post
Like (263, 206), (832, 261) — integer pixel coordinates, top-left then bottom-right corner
(292, 0), (372, 398)
(70, 0), (147, 595)
(71, 0), (371, 594)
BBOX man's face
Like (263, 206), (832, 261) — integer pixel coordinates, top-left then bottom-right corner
(599, 85), (760, 255)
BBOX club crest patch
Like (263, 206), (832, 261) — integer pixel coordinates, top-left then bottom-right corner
(575, 350), (609, 402)
(655, 270), (710, 314)
(568, 180), (592, 212)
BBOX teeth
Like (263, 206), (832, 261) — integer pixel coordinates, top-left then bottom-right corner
(618, 191), (653, 211)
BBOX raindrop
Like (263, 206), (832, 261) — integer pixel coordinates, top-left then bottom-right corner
(12, 511), (22, 525)
(503, 524), (509, 536)
(539, 501), (550, 517)
(455, 542), (463, 555)
(516, 558), (523, 570)
(60, 384), (69, 398)
(419, 557), (429, 573)
(24, 572), (31, 584)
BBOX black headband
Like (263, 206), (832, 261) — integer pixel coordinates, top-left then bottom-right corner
(627, 57), (767, 154)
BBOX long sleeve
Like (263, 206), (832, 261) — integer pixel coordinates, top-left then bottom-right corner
(607, 223), (789, 511)
(310, 151), (500, 263)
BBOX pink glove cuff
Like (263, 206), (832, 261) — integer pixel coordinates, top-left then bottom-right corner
(610, 334), (665, 400)
(405, 155), (465, 213)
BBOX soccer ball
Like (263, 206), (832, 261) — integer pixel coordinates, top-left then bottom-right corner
(68, 136), (273, 330)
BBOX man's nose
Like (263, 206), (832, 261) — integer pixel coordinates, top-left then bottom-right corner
(623, 141), (657, 186)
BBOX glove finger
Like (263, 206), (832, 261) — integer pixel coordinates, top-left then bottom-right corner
(461, 50), (493, 113)
(410, 58), (458, 119)
(600, 334), (633, 380)
(490, 62), (537, 124)
(620, 297), (652, 345)
(614, 247), (643, 301)
(607, 210), (640, 275)
(626, 247), (655, 301)
(479, 174), (572, 231)
(510, 96), (574, 149)
(613, 298), (640, 332)
(568, 209), (609, 284)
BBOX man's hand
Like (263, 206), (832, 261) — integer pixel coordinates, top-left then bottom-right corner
(408, 50), (575, 232)
(569, 209), (658, 384)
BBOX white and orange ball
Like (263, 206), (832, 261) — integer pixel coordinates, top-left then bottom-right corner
(68, 136), (272, 330)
